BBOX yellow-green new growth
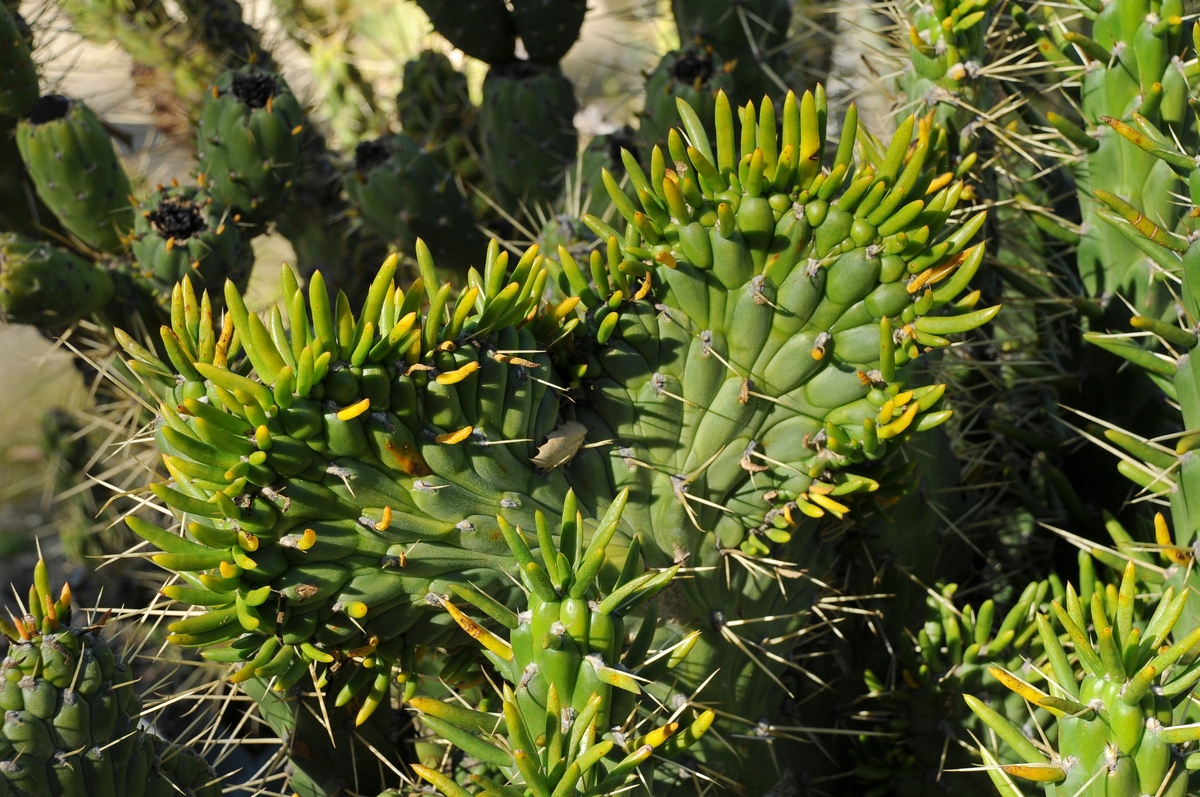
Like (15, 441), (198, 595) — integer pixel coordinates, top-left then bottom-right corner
(967, 560), (1200, 796)
(0, 560), (222, 797)
(117, 242), (580, 717)
(414, 489), (713, 797)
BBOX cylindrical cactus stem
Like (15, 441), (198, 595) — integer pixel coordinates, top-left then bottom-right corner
(0, 559), (223, 797)
(15, 95), (135, 253)
(553, 85), (996, 792)
(0, 231), (113, 326)
(966, 561), (1197, 797)
(195, 64), (304, 229)
(478, 60), (579, 209)
(344, 134), (486, 270)
(0, 4), (37, 122)
(130, 181), (252, 306)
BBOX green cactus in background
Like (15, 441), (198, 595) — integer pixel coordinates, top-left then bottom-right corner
(16, 95), (134, 253)
(638, 45), (735, 152)
(967, 561), (1200, 797)
(0, 559), (222, 797)
(0, 232), (114, 326)
(195, 64), (304, 228)
(478, 61), (579, 209)
(0, 4), (36, 122)
(396, 50), (474, 142)
(509, 0), (588, 64)
(671, 0), (793, 103)
(345, 134), (486, 265)
(411, 0), (517, 66)
(130, 181), (252, 304)
(1018, 0), (1196, 313)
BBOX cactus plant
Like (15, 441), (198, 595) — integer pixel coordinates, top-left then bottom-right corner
(11, 2), (1200, 796)
(130, 181), (252, 303)
(345, 134), (486, 264)
(411, 490), (714, 797)
(0, 232), (114, 326)
(0, 4), (36, 122)
(16, 95), (134, 253)
(478, 61), (579, 209)
(0, 559), (222, 797)
(195, 64), (304, 228)
(967, 561), (1200, 797)
(114, 81), (1002, 793)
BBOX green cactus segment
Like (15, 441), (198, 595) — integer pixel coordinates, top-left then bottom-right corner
(1023, 0), (1196, 310)
(478, 60), (579, 208)
(0, 5), (36, 122)
(1071, 103), (1200, 638)
(396, 51), (483, 192)
(396, 50), (474, 141)
(131, 182), (252, 304)
(413, 0), (517, 65)
(898, 0), (997, 155)
(118, 244), (589, 704)
(638, 46), (734, 151)
(15, 95), (134, 253)
(671, 0), (792, 102)
(551, 89), (993, 787)
(509, 0), (587, 63)
(0, 232), (113, 326)
(413, 489), (714, 797)
(195, 65), (303, 227)
(967, 561), (1200, 797)
(345, 135), (486, 267)
(576, 89), (993, 570)
(0, 560), (221, 797)
(856, 579), (1050, 795)
(0, 122), (69, 240)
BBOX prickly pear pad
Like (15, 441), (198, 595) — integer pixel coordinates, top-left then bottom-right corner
(412, 0), (517, 66)
(0, 231), (113, 326)
(509, 0), (588, 64)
